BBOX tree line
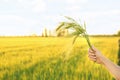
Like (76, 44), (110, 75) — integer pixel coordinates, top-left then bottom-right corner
(41, 28), (69, 37)
(41, 28), (120, 37)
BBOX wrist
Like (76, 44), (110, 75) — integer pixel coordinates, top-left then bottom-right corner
(99, 55), (106, 65)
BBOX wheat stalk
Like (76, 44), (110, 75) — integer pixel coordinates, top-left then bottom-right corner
(56, 16), (92, 49)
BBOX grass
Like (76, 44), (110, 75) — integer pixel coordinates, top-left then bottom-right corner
(0, 36), (119, 80)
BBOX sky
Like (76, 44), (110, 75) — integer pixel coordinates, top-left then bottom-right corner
(0, 0), (120, 36)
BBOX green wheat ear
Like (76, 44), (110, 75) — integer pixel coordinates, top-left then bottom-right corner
(56, 16), (92, 49)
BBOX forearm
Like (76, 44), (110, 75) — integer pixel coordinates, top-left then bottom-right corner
(101, 56), (120, 80)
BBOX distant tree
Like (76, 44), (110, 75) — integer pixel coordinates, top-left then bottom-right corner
(118, 39), (120, 66)
(56, 29), (68, 37)
(65, 29), (69, 35)
(117, 30), (120, 36)
(31, 33), (37, 37)
(41, 28), (49, 37)
(49, 30), (52, 37)
(41, 32), (44, 37)
(44, 28), (48, 37)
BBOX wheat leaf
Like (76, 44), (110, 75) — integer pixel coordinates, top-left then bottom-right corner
(56, 22), (65, 31)
(72, 35), (79, 45)
(84, 22), (86, 31)
(64, 16), (76, 22)
(72, 31), (82, 35)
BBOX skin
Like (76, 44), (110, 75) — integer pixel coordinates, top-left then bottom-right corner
(88, 46), (120, 80)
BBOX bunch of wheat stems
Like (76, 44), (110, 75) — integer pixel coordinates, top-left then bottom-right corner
(56, 16), (92, 49)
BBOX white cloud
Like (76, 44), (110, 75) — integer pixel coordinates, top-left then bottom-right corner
(66, 5), (81, 11)
(65, 0), (88, 12)
(32, 0), (46, 13)
(1, 0), (46, 13)
(66, 0), (88, 4)
(0, 15), (39, 26)
(0, 14), (41, 36)
(83, 10), (120, 17)
(2, 0), (8, 2)
(17, 0), (46, 13)
(62, 10), (120, 20)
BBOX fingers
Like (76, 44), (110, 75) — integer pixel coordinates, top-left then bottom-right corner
(88, 55), (96, 62)
(88, 49), (96, 57)
(88, 52), (96, 57)
(89, 48), (95, 53)
(88, 55), (96, 58)
(89, 57), (96, 62)
(88, 46), (97, 62)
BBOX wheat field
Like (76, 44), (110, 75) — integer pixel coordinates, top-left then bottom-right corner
(0, 37), (119, 80)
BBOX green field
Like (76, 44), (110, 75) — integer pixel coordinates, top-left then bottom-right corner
(0, 37), (119, 80)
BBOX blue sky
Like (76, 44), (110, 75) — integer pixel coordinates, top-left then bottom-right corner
(0, 0), (120, 36)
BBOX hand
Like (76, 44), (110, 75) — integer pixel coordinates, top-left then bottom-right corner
(88, 46), (104, 64)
